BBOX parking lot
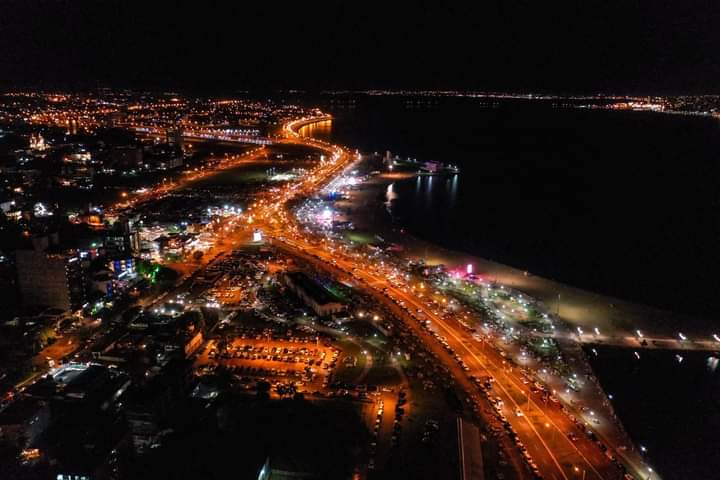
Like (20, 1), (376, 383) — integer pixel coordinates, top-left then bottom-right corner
(195, 334), (339, 392)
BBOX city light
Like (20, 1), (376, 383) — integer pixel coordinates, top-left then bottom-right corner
(2, 85), (709, 480)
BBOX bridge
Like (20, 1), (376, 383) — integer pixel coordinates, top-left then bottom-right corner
(130, 125), (272, 145)
(126, 114), (335, 148)
(282, 114), (333, 135)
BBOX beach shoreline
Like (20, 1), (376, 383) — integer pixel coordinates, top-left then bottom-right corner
(338, 169), (714, 343)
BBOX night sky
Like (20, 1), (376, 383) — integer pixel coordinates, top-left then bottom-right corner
(2, 0), (720, 94)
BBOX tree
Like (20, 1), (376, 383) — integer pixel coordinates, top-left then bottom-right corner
(155, 266), (178, 284)
(256, 380), (271, 401)
(36, 325), (56, 349)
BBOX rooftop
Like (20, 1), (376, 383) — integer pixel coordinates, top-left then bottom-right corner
(285, 271), (340, 306)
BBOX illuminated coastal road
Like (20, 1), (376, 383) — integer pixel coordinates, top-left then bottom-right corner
(230, 117), (634, 480)
(254, 114), (682, 480)
(271, 236), (616, 480)
(107, 114), (658, 479)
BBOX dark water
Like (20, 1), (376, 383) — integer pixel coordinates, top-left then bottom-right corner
(309, 96), (720, 324)
(296, 95), (720, 478)
(586, 347), (720, 479)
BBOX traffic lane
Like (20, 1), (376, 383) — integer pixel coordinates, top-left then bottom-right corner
(312, 249), (544, 478)
(489, 363), (609, 480)
(398, 311), (570, 478)
(432, 326), (617, 479)
(372, 279), (552, 480)
(345, 267), (608, 480)
(451, 325), (619, 477)
(469, 339), (619, 477)
(271, 240), (535, 478)
(491, 333), (642, 474)
(449, 297), (638, 479)
(392, 289), (612, 480)
(258, 151), (598, 475)
(265, 129), (619, 477)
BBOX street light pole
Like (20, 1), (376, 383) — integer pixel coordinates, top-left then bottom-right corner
(557, 293), (561, 317)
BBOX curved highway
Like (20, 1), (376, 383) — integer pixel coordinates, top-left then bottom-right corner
(245, 115), (652, 480)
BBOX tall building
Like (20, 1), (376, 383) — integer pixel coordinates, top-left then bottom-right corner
(107, 145), (142, 169)
(104, 217), (141, 255)
(15, 237), (86, 311)
(166, 125), (184, 148)
(125, 360), (189, 455)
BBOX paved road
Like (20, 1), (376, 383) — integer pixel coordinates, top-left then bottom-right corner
(274, 237), (622, 480)
(22, 114), (648, 480)
(249, 116), (656, 480)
